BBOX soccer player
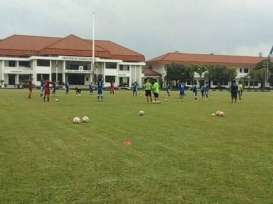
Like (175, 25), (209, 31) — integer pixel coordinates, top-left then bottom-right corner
(110, 81), (115, 95)
(40, 80), (44, 97)
(152, 79), (160, 102)
(28, 80), (32, 99)
(200, 84), (205, 99)
(43, 80), (52, 102)
(166, 83), (171, 97)
(65, 81), (69, 95)
(192, 83), (198, 100)
(204, 82), (209, 99)
(143, 79), (152, 103)
(178, 81), (185, 99)
(89, 82), (93, 95)
(132, 81), (138, 96)
(75, 87), (81, 96)
(52, 82), (56, 96)
(97, 78), (104, 101)
(230, 80), (238, 103)
(238, 82), (243, 100)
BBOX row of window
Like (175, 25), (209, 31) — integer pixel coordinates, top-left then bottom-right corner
(239, 68), (249, 74)
(3, 60), (131, 70)
(4, 60), (50, 67)
(104, 75), (130, 86)
(104, 63), (130, 71)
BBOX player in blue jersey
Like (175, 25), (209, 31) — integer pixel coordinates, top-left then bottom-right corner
(178, 81), (185, 99)
(132, 81), (138, 96)
(64, 81), (69, 95)
(200, 84), (205, 99)
(204, 82), (209, 99)
(97, 78), (104, 101)
(192, 83), (198, 100)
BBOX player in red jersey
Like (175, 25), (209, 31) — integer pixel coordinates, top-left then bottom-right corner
(110, 81), (115, 95)
(28, 80), (32, 99)
(43, 80), (53, 102)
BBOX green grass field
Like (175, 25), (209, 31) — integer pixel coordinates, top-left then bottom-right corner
(0, 89), (273, 204)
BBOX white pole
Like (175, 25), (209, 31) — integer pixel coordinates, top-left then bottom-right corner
(267, 46), (273, 88)
(56, 62), (58, 85)
(266, 57), (269, 88)
(92, 12), (95, 69)
(91, 12), (96, 83)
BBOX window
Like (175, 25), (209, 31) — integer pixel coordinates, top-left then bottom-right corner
(66, 61), (91, 70)
(105, 62), (117, 69)
(19, 61), (31, 68)
(119, 77), (129, 86)
(119, 65), (130, 71)
(19, 75), (32, 83)
(51, 74), (63, 83)
(8, 61), (16, 67)
(250, 81), (259, 86)
(239, 68), (243, 73)
(37, 74), (49, 81)
(37, 60), (50, 67)
(105, 76), (116, 83)
(212, 81), (218, 86)
(244, 81), (249, 86)
(185, 81), (192, 86)
(244, 68), (249, 73)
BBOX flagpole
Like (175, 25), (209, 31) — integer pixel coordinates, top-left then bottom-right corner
(92, 12), (95, 82)
(266, 46), (273, 88)
(92, 12), (95, 69)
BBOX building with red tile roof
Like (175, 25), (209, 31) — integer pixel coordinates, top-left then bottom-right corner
(148, 52), (263, 68)
(0, 34), (145, 87)
(146, 52), (265, 88)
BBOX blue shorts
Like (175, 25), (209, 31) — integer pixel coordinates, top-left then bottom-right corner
(97, 89), (103, 95)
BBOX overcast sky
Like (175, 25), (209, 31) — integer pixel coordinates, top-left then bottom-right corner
(0, 0), (272, 59)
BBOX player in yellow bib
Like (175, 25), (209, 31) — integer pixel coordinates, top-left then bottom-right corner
(152, 80), (160, 102)
(143, 79), (152, 103)
(238, 82), (243, 101)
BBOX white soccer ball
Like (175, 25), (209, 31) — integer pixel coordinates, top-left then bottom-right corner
(211, 113), (216, 117)
(139, 110), (144, 116)
(219, 112), (225, 117)
(216, 111), (221, 116)
(73, 117), (81, 124)
(82, 116), (90, 123)
(55, 99), (60, 102)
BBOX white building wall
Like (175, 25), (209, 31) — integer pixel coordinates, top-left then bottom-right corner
(0, 61), (4, 87)
(149, 65), (266, 89)
(0, 56), (145, 88)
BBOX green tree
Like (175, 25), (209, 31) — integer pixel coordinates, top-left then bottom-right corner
(191, 64), (208, 79)
(255, 59), (273, 72)
(207, 65), (236, 85)
(249, 68), (266, 88)
(166, 63), (195, 82)
(251, 59), (273, 87)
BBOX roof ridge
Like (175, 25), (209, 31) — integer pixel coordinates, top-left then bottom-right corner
(107, 40), (144, 56)
(0, 34), (18, 42)
(148, 52), (171, 62)
(84, 39), (111, 54)
(169, 51), (263, 59)
(11, 34), (62, 39)
(42, 34), (83, 50)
